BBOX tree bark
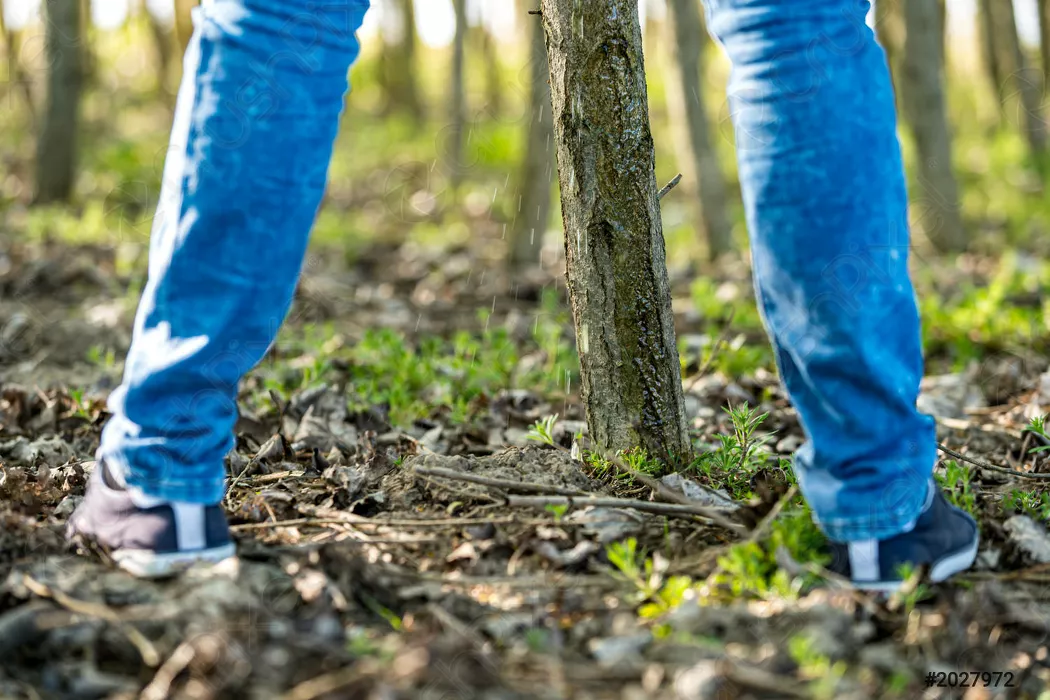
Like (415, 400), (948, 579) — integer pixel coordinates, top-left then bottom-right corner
(509, 10), (553, 268)
(664, 0), (731, 261)
(540, 0), (690, 460)
(35, 0), (83, 204)
(900, 0), (965, 251)
(996, 0), (1047, 155)
(448, 0), (468, 189)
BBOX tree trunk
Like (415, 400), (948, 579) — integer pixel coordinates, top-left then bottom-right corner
(141, 0), (174, 95)
(1040, 0), (1050, 95)
(509, 9), (553, 268)
(900, 0), (965, 251)
(35, 0), (83, 204)
(381, 0), (425, 123)
(540, 0), (690, 460)
(475, 22), (503, 117)
(874, 0), (904, 95)
(664, 0), (731, 261)
(448, 0), (468, 189)
(0, 0), (35, 120)
(175, 0), (196, 60)
(977, 0), (1005, 122)
(996, 0), (1047, 155)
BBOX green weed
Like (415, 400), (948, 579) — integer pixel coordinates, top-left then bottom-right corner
(935, 460), (976, 517)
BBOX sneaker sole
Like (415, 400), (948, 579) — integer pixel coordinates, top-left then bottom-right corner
(851, 529), (980, 594)
(112, 543), (237, 579)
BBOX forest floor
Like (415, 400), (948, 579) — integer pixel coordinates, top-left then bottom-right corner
(1, 234), (1050, 700)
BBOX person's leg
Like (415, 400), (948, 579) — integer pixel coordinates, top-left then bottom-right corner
(703, 0), (976, 584)
(72, 0), (370, 575)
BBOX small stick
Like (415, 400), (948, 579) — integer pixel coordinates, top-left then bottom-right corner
(600, 451), (745, 535)
(23, 575), (160, 667)
(745, 485), (798, 546)
(938, 443), (1050, 480)
(233, 515), (600, 531)
(412, 465), (591, 496)
(657, 172), (683, 200)
(505, 494), (735, 520)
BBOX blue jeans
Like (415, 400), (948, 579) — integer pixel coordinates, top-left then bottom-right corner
(102, 0), (932, 542)
(704, 0), (934, 540)
(99, 0), (370, 504)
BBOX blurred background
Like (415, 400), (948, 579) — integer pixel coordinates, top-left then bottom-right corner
(0, 0), (1048, 410)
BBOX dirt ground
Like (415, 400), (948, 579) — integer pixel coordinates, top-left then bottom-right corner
(1, 236), (1049, 699)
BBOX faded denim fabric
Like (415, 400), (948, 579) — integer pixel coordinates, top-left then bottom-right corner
(705, 0), (935, 540)
(100, 0), (370, 504)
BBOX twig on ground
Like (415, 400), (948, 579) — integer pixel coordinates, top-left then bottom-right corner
(141, 641), (197, 700)
(721, 659), (810, 698)
(23, 575), (161, 666)
(745, 485), (798, 546)
(657, 172), (683, 200)
(938, 443), (1050, 480)
(600, 451), (746, 535)
(504, 494), (735, 521)
(412, 465), (591, 496)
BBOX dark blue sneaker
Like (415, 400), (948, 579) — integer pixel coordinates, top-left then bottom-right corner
(67, 462), (236, 578)
(827, 482), (979, 592)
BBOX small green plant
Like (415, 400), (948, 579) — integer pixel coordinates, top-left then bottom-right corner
(527, 414), (558, 446)
(707, 507), (828, 600)
(1026, 414), (1050, 455)
(890, 563), (933, 616)
(936, 460), (976, 516)
(1003, 489), (1050, 520)
(67, 388), (92, 420)
(788, 634), (847, 700)
(544, 503), (568, 521)
(605, 538), (699, 619)
(691, 403), (774, 499)
(86, 344), (117, 370)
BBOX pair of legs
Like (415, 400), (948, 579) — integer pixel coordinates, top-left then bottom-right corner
(86, 0), (966, 579)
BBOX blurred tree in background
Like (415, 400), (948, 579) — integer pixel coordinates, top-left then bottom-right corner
(34, 0), (82, 204)
(0, 0), (1045, 273)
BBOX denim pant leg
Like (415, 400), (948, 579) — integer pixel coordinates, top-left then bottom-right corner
(704, 0), (935, 540)
(100, 0), (371, 504)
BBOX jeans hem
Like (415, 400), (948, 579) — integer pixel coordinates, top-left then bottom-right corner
(100, 448), (227, 505)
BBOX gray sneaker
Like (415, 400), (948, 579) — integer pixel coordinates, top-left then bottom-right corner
(67, 463), (236, 578)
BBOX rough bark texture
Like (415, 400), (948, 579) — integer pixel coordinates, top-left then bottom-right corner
(448, 0), (468, 189)
(35, 0), (82, 204)
(540, 0), (690, 460)
(509, 10), (553, 268)
(664, 0), (731, 261)
(900, 0), (965, 251)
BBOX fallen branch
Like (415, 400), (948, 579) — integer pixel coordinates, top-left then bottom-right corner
(23, 575), (161, 666)
(412, 465), (591, 496)
(504, 494), (736, 521)
(599, 451), (746, 535)
(938, 443), (1050, 480)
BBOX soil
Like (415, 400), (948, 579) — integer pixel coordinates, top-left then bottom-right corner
(1, 237), (1049, 699)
